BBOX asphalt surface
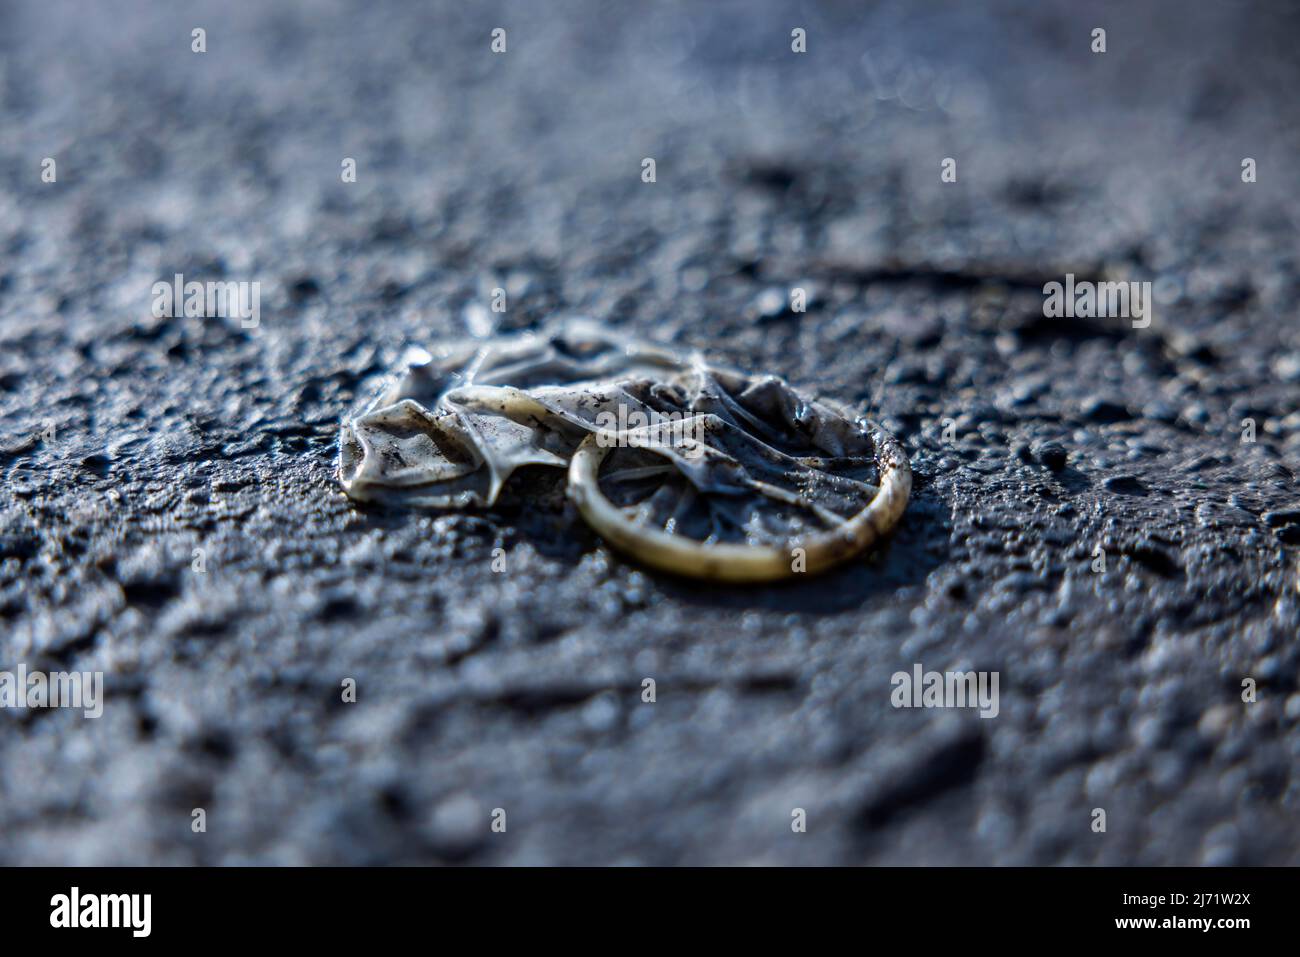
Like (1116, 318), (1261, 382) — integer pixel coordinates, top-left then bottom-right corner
(1, 0), (1298, 864)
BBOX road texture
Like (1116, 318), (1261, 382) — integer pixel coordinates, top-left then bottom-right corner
(1, 0), (1298, 864)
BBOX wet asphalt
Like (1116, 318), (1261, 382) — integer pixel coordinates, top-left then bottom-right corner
(1, 0), (1298, 863)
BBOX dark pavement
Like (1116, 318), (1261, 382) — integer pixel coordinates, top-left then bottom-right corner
(1, 0), (1298, 864)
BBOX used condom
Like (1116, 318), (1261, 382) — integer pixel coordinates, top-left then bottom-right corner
(338, 321), (910, 581)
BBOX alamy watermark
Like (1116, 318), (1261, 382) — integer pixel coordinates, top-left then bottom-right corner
(1043, 273), (1151, 329)
(891, 663), (999, 719)
(152, 274), (260, 329)
(0, 664), (103, 718)
(50, 887), (151, 937)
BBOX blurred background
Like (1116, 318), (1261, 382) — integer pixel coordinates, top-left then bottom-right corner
(1, 0), (1298, 864)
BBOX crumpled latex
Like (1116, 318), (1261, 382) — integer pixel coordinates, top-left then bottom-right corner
(338, 320), (884, 541)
